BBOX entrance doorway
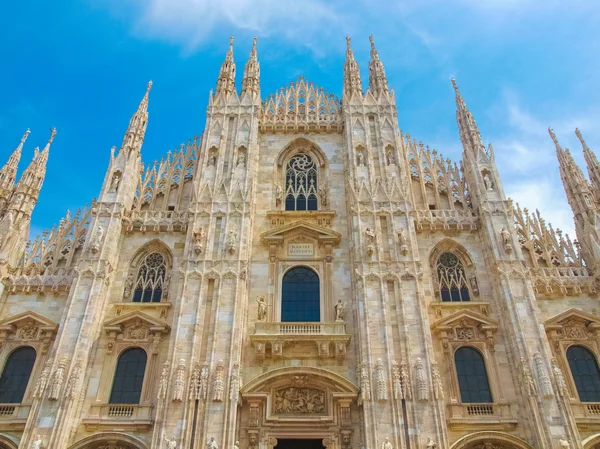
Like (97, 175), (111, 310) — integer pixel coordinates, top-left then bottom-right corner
(276, 439), (325, 449)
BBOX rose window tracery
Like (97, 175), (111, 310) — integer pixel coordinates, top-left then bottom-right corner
(132, 252), (167, 303)
(436, 252), (471, 302)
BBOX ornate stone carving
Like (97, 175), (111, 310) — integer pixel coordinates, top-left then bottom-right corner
(226, 229), (237, 255)
(334, 299), (345, 321)
(431, 361), (443, 400)
(382, 437), (393, 449)
(400, 361), (412, 400)
(534, 352), (553, 398)
(319, 181), (329, 208)
(172, 358), (186, 402)
(90, 225), (104, 254)
(521, 357), (537, 397)
(375, 358), (388, 401)
(213, 359), (225, 402)
(558, 438), (570, 448)
(397, 228), (408, 255)
(249, 404), (260, 427)
(365, 228), (376, 257)
(483, 172), (493, 191)
(248, 432), (259, 449)
(18, 319), (39, 340)
(34, 359), (52, 399)
(230, 361), (241, 404)
(200, 362), (209, 400)
(273, 387), (326, 414)
(207, 437), (219, 449)
(158, 361), (170, 400)
(123, 272), (135, 298)
(164, 436), (177, 449)
(124, 319), (149, 340)
(188, 362), (200, 400)
(193, 228), (204, 255)
(414, 358), (429, 401)
(500, 226), (512, 253)
(359, 361), (371, 401)
(48, 357), (67, 400)
(30, 436), (43, 449)
(65, 357), (82, 399)
(552, 358), (568, 397)
(256, 296), (267, 321)
(391, 361), (403, 400)
(341, 431), (352, 449)
(426, 438), (438, 449)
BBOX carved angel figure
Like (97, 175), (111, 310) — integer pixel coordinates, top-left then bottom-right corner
(165, 436), (177, 449)
(256, 296), (267, 321)
(334, 299), (345, 321)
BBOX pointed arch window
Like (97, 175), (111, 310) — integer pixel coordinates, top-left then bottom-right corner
(436, 252), (470, 302)
(285, 154), (318, 211)
(109, 348), (147, 404)
(455, 347), (492, 403)
(281, 266), (320, 322)
(0, 346), (36, 403)
(132, 252), (167, 303)
(567, 345), (600, 402)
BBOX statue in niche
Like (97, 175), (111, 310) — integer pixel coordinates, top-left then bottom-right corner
(500, 227), (512, 253)
(123, 272), (135, 298)
(227, 229), (237, 254)
(208, 153), (217, 167)
(256, 296), (267, 321)
(334, 299), (345, 321)
(207, 437), (219, 449)
(319, 181), (329, 208)
(110, 171), (122, 192)
(426, 438), (437, 449)
(386, 148), (395, 165)
(382, 438), (393, 449)
(236, 152), (246, 168)
(90, 225), (104, 254)
(193, 228), (204, 255)
(275, 184), (283, 206)
(483, 172), (493, 191)
(357, 151), (365, 166)
(558, 438), (570, 449)
(365, 228), (376, 245)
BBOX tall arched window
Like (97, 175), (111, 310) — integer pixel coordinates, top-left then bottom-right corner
(567, 345), (600, 402)
(0, 346), (36, 403)
(281, 267), (320, 322)
(285, 154), (318, 211)
(132, 252), (167, 303)
(455, 347), (492, 403)
(109, 348), (147, 404)
(436, 252), (470, 302)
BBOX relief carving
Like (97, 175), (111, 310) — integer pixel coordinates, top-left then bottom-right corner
(172, 358), (186, 402)
(375, 358), (388, 401)
(415, 358), (429, 402)
(124, 319), (149, 340)
(273, 387), (326, 414)
(17, 319), (39, 340)
(213, 359), (225, 402)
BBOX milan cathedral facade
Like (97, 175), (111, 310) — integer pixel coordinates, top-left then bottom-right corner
(0, 35), (599, 449)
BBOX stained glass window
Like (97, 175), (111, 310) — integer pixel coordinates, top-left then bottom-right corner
(436, 252), (470, 302)
(281, 267), (320, 322)
(285, 154), (318, 211)
(132, 252), (167, 303)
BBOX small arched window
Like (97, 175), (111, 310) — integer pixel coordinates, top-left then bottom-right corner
(285, 154), (318, 211)
(436, 252), (470, 302)
(455, 347), (492, 403)
(132, 252), (167, 303)
(109, 348), (147, 404)
(567, 345), (600, 402)
(281, 267), (320, 322)
(0, 346), (36, 403)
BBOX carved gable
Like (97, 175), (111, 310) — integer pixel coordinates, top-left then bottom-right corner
(431, 309), (499, 349)
(545, 308), (600, 350)
(0, 311), (59, 354)
(103, 311), (170, 354)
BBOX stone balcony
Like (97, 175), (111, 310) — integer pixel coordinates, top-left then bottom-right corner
(531, 266), (596, 297)
(250, 321), (351, 359)
(446, 403), (518, 431)
(0, 404), (31, 430)
(412, 209), (478, 233)
(122, 210), (189, 233)
(571, 402), (600, 430)
(83, 404), (153, 431)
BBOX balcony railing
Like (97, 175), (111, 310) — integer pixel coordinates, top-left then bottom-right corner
(251, 321), (351, 359)
(412, 209), (478, 232)
(531, 266), (593, 296)
(571, 402), (600, 424)
(0, 404), (31, 430)
(123, 210), (189, 233)
(83, 404), (153, 430)
(446, 403), (517, 430)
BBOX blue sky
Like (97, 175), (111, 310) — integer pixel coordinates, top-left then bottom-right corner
(1, 0), (599, 238)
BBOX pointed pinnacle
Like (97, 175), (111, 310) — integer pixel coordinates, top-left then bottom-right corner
(21, 129), (31, 145)
(369, 34), (378, 59)
(576, 128), (590, 151)
(48, 127), (57, 145)
(548, 127), (562, 152)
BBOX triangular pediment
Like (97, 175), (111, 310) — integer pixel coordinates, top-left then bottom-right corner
(104, 310), (169, 331)
(430, 309), (498, 333)
(0, 311), (58, 331)
(545, 308), (600, 329)
(261, 220), (341, 245)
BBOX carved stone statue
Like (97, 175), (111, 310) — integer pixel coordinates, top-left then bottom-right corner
(359, 362), (371, 401)
(275, 184), (283, 206)
(237, 152), (246, 168)
(207, 437), (219, 449)
(415, 358), (429, 401)
(398, 227), (408, 255)
(357, 151), (365, 166)
(227, 229), (237, 254)
(213, 360), (225, 402)
(334, 299), (345, 321)
(319, 181), (329, 208)
(233, 442), (240, 449)
(256, 296), (267, 321)
(400, 361), (412, 400)
(365, 228), (376, 245)
(31, 436), (43, 449)
(382, 438), (393, 449)
(172, 358), (186, 402)
(48, 357), (67, 400)
(110, 171), (122, 192)
(158, 361), (170, 400)
(521, 358), (537, 397)
(375, 358), (388, 401)
(208, 153), (217, 166)
(199, 362), (209, 400)
(483, 172), (493, 191)
(500, 227), (512, 253)
(552, 358), (568, 396)
(558, 438), (570, 448)
(164, 436), (177, 449)
(386, 148), (395, 165)
(193, 228), (204, 255)
(426, 438), (437, 449)
(123, 272), (135, 298)
(34, 360), (52, 398)
(90, 225), (104, 254)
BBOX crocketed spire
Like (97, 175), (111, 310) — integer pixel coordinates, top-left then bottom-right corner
(452, 79), (486, 158)
(215, 36), (236, 97)
(0, 129), (29, 192)
(121, 81), (152, 151)
(343, 36), (362, 98)
(15, 127), (56, 198)
(576, 128), (600, 200)
(241, 37), (260, 98)
(368, 35), (388, 97)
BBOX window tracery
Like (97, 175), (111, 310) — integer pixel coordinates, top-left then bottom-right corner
(132, 252), (168, 303)
(285, 154), (318, 211)
(436, 252), (471, 302)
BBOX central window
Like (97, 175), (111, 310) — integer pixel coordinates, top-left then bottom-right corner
(285, 154), (318, 211)
(281, 267), (320, 322)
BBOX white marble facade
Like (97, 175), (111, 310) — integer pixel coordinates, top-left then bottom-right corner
(0, 36), (598, 449)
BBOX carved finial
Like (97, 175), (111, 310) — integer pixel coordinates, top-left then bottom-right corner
(346, 36), (351, 48)
(48, 127), (57, 145)
(230, 35), (234, 48)
(451, 78), (458, 91)
(21, 128), (31, 144)
(548, 127), (558, 145)
(252, 36), (257, 50)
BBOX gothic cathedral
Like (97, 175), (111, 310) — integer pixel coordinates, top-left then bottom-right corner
(0, 36), (598, 449)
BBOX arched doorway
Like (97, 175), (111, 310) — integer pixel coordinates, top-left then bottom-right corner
(450, 432), (534, 449)
(68, 432), (148, 449)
